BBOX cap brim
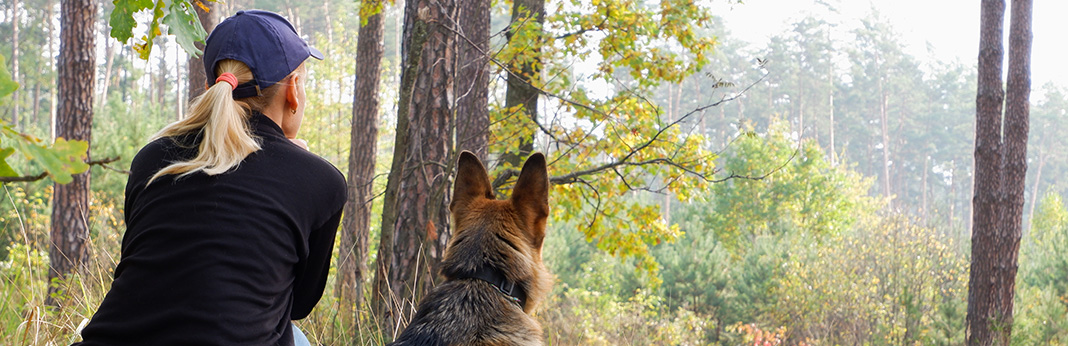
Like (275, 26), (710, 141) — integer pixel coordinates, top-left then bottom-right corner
(309, 46), (324, 60)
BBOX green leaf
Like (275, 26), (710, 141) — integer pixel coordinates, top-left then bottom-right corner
(0, 127), (90, 184)
(109, 0), (155, 43)
(0, 147), (17, 177)
(0, 54), (20, 100)
(162, 1), (208, 57)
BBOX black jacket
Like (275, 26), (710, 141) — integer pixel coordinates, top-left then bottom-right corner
(74, 113), (346, 346)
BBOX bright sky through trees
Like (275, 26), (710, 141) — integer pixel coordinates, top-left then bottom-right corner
(712, 0), (1065, 90)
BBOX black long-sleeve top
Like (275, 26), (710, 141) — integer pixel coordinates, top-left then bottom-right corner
(74, 113), (346, 346)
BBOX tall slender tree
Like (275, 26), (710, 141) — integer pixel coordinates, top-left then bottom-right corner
(454, 0), (490, 159)
(48, 0), (97, 305)
(967, 0), (1032, 344)
(372, 0), (457, 335)
(337, 0), (384, 325)
(10, 0), (20, 128)
(501, 0), (544, 168)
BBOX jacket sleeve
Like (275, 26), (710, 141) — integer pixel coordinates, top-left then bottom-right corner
(291, 206), (342, 319)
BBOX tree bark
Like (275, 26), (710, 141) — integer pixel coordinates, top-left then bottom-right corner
(337, 0), (384, 326)
(188, 1), (218, 101)
(373, 0), (456, 335)
(502, 0), (545, 168)
(967, 0), (1006, 340)
(48, 0), (97, 306)
(967, 0), (1031, 344)
(994, 0), (1031, 341)
(454, 0), (490, 159)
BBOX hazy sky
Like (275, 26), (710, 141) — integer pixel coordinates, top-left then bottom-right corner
(710, 0), (1065, 92)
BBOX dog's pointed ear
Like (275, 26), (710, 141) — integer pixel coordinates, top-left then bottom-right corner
(510, 153), (549, 222)
(451, 151), (494, 213)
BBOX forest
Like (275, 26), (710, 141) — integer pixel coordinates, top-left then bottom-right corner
(0, 0), (1065, 345)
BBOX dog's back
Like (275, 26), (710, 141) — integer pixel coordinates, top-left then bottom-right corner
(388, 152), (552, 346)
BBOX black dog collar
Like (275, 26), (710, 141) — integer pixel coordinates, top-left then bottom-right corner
(461, 265), (527, 308)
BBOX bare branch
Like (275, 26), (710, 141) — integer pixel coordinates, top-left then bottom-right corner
(0, 172), (49, 183)
(553, 15), (610, 40)
(0, 156), (125, 183)
(88, 156), (128, 175)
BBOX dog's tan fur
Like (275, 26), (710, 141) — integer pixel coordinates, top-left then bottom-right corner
(388, 151), (553, 346)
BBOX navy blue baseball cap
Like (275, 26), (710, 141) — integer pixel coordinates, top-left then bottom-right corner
(203, 10), (323, 98)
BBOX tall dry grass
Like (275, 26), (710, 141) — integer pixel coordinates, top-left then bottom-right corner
(1, 184), (712, 345)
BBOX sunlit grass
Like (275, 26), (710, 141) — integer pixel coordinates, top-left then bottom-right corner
(1, 225), (714, 345)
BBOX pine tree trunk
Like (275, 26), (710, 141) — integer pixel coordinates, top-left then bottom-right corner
(828, 58), (836, 167)
(338, 1), (383, 326)
(374, 0), (456, 335)
(967, 0), (1031, 344)
(174, 44), (183, 118)
(47, 0), (57, 140)
(879, 76), (892, 209)
(922, 156), (929, 225)
(158, 40), (168, 116)
(11, 0), (20, 129)
(454, 0), (490, 159)
(48, 0), (97, 307)
(968, 1), (1007, 340)
(98, 38), (116, 109)
(994, 0), (1031, 341)
(32, 84), (40, 124)
(188, 0), (217, 101)
(1026, 137), (1047, 231)
(502, 0), (544, 168)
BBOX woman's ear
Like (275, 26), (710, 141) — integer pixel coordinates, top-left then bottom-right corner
(285, 75), (300, 111)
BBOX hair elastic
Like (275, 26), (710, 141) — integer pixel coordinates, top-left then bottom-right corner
(215, 72), (239, 91)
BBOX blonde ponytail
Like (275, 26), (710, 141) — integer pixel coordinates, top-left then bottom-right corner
(147, 60), (292, 184)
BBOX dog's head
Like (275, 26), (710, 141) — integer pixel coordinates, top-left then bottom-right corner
(447, 151), (551, 312)
(450, 151), (549, 255)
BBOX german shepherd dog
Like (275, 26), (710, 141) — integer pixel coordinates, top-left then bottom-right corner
(388, 151), (553, 346)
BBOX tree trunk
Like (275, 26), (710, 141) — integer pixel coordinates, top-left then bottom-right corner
(828, 58), (836, 167)
(1026, 136), (1047, 232)
(994, 0), (1031, 340)
(120, 46), (129, 105)
(188, 0), (217, 101)
(32, 84), (40, 124)
(178, 44), (186, 118)
(337, 0), (383, 327)
(47, 0), (57, 140)
(157, 39), (168, 115)
(878, 75), (892, 209)
(454, 0), (490, 159)
(502, 0), (545, 168)
(48, 0), (97, 306)
(922, 155), (929, 225)
(966, 0), (1031, 344)
(967, 1), (1007, 340)
(11, 0), (20, 129)
(373, 0), (456, 335)
(98, 38), (117, 109)
(795, 59), (804, 139)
